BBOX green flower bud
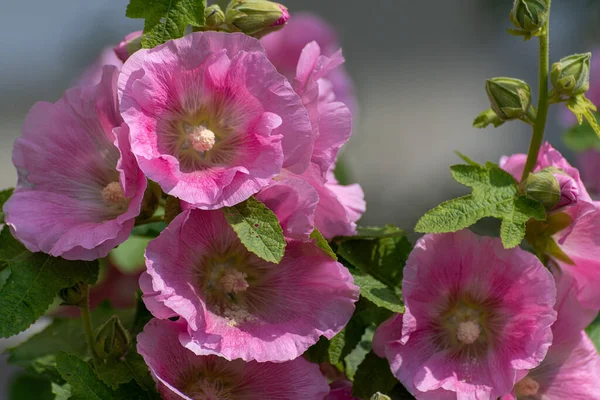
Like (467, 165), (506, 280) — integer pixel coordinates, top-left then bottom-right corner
(551, 53), (591, 97)
(94, 316), (131, 361)
(509, 0), (549, 38)
(205, 4), (226, 29)
(370, 393), (391, 400)
(524, 170), (560, 210)
(225, 0), (290, 38)
(485, 78), (532, 121)
(59, 282), (88, 307)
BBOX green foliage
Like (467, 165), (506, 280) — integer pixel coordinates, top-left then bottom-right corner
(52, 383), (72, 400)
(130, 222), (166, 238)
(0, 228), (99, 338)
(563, 113), (600, 152)
(352, 352), (398, 398)
(0, 187), (13, 223)
(223, 196), (286, 263)
(351, 273), (404, 314)
(126, 0), (206, 48)
(8, 302), (134, 377)
(415, 162), (546, 248)
(303, 336), (331, 364)
(8, 372), (53, 400)
(337, 225), (411, 288)
(586, 312), (600, 353)
(310, 229), (337, 260)
(95, 350), (156, 394)
(56, 352), (117, 400)
(109, 236), (151, 274)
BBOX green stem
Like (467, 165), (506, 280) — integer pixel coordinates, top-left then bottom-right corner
(521, 0), (551, 182)
(80, 285), (101, 365)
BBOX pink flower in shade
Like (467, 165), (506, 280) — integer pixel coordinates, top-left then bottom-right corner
(114, 30), (143, 62)
(261, 13), (358, 117)
(325, 380), (360, 400)
(137, 318), (330, 400)
(500, 142), (600, 309)
(140, 208), (359, 362)
(373, 230), (557, 400)
(577, 149), (600, 196)
(118, 31), (313, 209)
(500, 270), (600, 400)
(4, 66), (147, 261)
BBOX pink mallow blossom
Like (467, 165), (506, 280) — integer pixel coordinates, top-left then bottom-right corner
(118, 31), (313, 209)
(261, 13), (358, 118)
(501, 269), (600, 399)
(4, 66), (146, 261)
(140, 208), (359, 362)
(500, 142), (600, 309)
(373, 230), (557, 400)
(137, 318), (330, 399)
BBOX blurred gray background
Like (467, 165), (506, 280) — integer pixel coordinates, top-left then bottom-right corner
(0, 0), (599, 395)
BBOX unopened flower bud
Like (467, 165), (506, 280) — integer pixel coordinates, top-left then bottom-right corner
(114, 31), (143, 62)
(205, 4), (226, 29)
(370, 393), (391, 400)
(551, 53), (591, 98)
(509, 0), (549, 39)
(554, 173), (579, 208)
(94, 316), (131, 361)
(525, 170), (560, 210)
(485, 78), (532, 121)
(59, 282), (88, 307)
(225, 0), (290, 38)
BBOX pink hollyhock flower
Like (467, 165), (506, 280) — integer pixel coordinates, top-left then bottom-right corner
(4, 66), (146, 261)
(325, 380), (360, 400)
(373, 230), (557, 400)
(140, 208), (359, 362)
(500, 142), (600, 309)
(501, 270), (600, 399)
(137, 318), (330, 399)
(114, 30), (143, 62)
(118, 31), (313, 209)
(261, 13), (358, 117)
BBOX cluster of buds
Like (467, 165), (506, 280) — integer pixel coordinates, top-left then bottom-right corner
(199, 0), (289, 38)
(474, 78), (535, 129)
(508, 0), (549, 40)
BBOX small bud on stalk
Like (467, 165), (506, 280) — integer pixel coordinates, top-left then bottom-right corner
(551, 53), (591, 98)
(524, 170), (560, 210)
(225, 0), (290, 38)
(59, 282), (88, 307)
(485, 77), (534, 122)
(509, 0), (549, 40)
(114, 31), (143, 62)
(94, 316), (131, 361)
(205, 4), (226, 30)
(370, 393), (392, 400)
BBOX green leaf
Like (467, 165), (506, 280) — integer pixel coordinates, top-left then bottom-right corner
(0, 187), (13, 224)
(454, 151), (481, 166)
(310, 229), (337, 260)
(8, 302), (134, 375)
(55, 352), (116, 400)
(344, 326), (375, 380)
(328, 317), (367, 366)
(222, 197), (286, 263)
(415, 163), (546, 248)
(341, 225), (407, 240)
(52, 383), (72, 400)
(303, 336), (330, 364)
(109, 236), (151, 274)
(126, 0), (206, 48)
(130, 221), (166, 238)
(96, 351), (155, 393)
(337, 226), (411, 288)
(586, 312), (600, 353)
(0, 227), (99, 338)
(8, 371), (53, 400)
(352, 352), (398, 398)
(351, 273), (404, 314)
(563, 113), (600, 152)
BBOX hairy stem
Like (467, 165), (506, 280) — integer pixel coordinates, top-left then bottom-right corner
(521, 0), (552, 182)
(80, 284), (101, 365)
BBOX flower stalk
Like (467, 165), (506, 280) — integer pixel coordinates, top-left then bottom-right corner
(521, 0), (552, 182)
(80, 283), (102, 365)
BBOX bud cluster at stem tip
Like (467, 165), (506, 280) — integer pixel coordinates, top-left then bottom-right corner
(509, 0), (549, 40)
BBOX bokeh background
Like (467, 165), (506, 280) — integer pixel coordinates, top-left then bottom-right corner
(1, 0), (599, 396)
